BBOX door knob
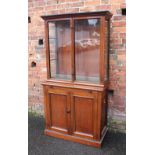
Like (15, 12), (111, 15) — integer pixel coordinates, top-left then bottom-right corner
(66, 110), (71, 113)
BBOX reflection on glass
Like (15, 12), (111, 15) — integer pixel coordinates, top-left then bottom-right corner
(75, 19), (100, 83)
(48, 20), (71, 80)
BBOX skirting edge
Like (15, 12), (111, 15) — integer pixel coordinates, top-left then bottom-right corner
(44, 126), (108, 148)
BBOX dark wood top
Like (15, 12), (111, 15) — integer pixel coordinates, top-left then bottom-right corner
(41, 11), (112, 20)
(42, 80), (108, 91)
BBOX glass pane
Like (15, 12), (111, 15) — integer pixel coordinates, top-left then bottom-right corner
(48, 20), (71, 80)
(75, 18), (100, 83)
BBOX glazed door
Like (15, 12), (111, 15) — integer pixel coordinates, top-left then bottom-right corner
(46, 88), (71, 134)
(47, 17), (106, 84)
(70, 90), (98, 139)
(48, 20), (72, 80)
(74, 18), (101, 83)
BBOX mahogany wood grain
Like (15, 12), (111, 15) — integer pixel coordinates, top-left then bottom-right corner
(45, 21), (50, 79)
(43, 86), (51, 129)
(100, 17), (105, 84)
(41, 11), (112, 20)
(72, 96), (94, 138)
(50, 94), (68, 132)
(71, 18), (75, 81)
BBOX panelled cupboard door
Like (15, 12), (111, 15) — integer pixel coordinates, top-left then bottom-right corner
(46, 88), (71, 134)
(70, 90), (98, 140)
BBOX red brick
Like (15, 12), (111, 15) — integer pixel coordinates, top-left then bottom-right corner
(57, 3), (69, 9)
(111, 32), (119, 38)
(69, 2), (84, 8)
(47, 0), (58, 5)
(110, 0), (124, 4)
(120, 33), (126, 38)
(113, 15), (125, 21)
(65, 8), (79, 13)
(45, 5), (57, 11)
(117, 54), (126, 61)
(113, 27), (126, 33)
(58, 0), (66, 3)
(120, 3), (126, 8)
(112, 21), (126, 27)
(95, 5), (111, 10)
(79, 7), (95, 12)
(65, 0), (79, 2)
(84, 0), (100, 6)
(111, 38), (122, 44)
(122, 39), (126, 44)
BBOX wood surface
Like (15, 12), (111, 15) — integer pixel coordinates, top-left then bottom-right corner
(42, 11), (112, 148)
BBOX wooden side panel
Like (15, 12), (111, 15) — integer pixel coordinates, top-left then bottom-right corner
(104, 89), (108, 126)
(100, 91), (105, 133)
(100, 89), (108, 137)
(43, 86), (51, 129)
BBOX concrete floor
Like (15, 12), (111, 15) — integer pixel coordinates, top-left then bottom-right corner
(28, 113), (126, 155)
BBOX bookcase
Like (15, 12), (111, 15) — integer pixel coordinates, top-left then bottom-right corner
(41, 11), (112, 147)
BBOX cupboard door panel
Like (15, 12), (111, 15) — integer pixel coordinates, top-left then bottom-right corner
(74, 97), (94, 135)
(71, 91), (97, 139)
(47, 89), (70, 134)
(50, 94), (67, 130)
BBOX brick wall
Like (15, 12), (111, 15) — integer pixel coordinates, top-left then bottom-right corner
(28, 0), (126, 132)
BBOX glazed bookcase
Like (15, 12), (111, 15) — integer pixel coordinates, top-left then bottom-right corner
(41, 11), (112, 148)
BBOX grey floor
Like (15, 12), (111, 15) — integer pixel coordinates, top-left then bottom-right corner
(28, 113), (126, 155)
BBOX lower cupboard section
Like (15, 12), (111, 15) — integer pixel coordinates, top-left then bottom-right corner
(43, 85), (108, 147)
